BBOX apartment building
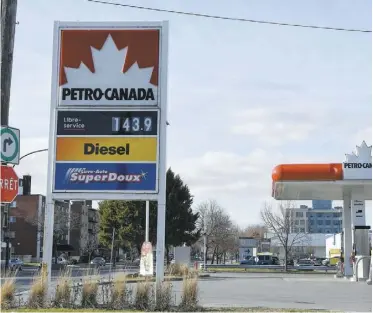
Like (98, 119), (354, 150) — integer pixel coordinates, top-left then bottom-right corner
(307, 209), (342, 234)
(5, 195), (71, 261)
(69, 200), (100, 259)
(3, 195), (99, 261)
(290, 204), (342, 234)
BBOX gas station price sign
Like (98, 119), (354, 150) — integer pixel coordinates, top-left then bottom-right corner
(56, 110), (159, 136)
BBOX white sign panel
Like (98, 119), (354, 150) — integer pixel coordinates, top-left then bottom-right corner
(343, 141), (372, 180)
(139, 241), (153, 276)
(351, 199), (366, 226)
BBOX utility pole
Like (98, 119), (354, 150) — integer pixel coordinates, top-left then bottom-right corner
(1, 0), (18, 272)
(1, 0), (18, 126)
(109, 227), (115, 279)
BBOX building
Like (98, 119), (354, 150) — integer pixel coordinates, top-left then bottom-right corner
(238, 237), (257, 260)
(4, 195), (98, 262)
(312, 200), (332, 210)
(307, 208), (342, 234)
(8, 195), (71, 261)
(289, 204), (342, 234)
(271, 233), (327, 259)
(69, 200), (100, 259)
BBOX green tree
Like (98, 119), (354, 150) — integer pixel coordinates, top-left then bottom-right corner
(98, 200), (141, 262)
(98, 168), (200, 263)
(163, 168), (200, 262)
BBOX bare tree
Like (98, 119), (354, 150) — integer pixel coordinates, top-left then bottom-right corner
(80, 232), (99, 263)
(242, 224), (268, 239)
(196, 200), (237, 264)
(260, 201), (309, 271)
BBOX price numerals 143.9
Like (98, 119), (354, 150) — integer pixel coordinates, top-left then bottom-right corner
(112, 116), (153, 133)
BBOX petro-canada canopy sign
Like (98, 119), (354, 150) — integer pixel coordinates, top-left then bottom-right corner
(343, 141), (372, 180)
(58, 28), (161, 106)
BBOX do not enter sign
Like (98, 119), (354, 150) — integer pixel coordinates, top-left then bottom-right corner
(1, 165), (19, 203)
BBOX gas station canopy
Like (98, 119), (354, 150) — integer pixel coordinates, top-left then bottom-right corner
(271, 142), (372, 201)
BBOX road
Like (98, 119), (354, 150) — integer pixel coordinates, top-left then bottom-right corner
(2, 270), (371, 311)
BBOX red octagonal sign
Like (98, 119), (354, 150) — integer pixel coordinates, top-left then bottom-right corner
(1, 165), (19, 203)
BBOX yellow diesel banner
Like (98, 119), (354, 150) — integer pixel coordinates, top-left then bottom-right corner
(56, 137), (157, 162)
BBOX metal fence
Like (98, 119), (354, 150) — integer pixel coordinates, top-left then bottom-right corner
(203, 263), (337, 272)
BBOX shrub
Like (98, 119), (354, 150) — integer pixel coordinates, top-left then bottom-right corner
(53, 269), (72, 308)
(0, 274), (16, 309)
(81, 279), (98, 308)
(179, 276), (199, 311)
(28, 269), (48, 308)
(134, 279), (152, 310)
(154, 281), (173, 311)
(167, 263), (190, 276)
(110, 274), (129, 309)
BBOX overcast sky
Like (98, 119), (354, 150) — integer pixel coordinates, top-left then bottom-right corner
(10, 0), (372, 227)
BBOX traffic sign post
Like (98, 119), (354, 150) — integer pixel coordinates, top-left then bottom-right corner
(0, 165), (19, 203)
(1, 126), (20, 165)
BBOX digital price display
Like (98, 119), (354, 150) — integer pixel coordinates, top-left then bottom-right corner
(57, 110), (159, 136)
(112, 116), (153, 133)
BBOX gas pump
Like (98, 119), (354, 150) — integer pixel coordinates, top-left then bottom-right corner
(352, 225), (371, 280)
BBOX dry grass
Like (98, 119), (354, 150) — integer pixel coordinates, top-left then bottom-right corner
(179, 276), (199, 311)
(81, 278), (99, 308)
(154, 281), (173, 311)
(167, 263), (190, 276)
(0, 272), (16, 309)
(134, 279), (152, 310)
(27, 265), (48, 308)
(53, 269), (72, 308)
(109, 273), (129, 309)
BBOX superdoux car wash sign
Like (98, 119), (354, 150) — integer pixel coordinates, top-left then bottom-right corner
(50, 22), (168, 195)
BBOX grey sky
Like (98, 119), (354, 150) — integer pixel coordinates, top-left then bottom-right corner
(10, 0), (372, 226)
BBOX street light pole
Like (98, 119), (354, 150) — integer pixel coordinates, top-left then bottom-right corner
(203, 216), (207, 272)
(13, 148), (48, 167)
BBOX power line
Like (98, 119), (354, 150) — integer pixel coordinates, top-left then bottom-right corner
(86, 0), (372, 33)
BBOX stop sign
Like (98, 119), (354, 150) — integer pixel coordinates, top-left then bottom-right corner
(1, 165), (19, 203)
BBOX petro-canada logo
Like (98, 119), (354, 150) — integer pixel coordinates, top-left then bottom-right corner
(343, 141), (372, 180)
(60, 34), (157, 106)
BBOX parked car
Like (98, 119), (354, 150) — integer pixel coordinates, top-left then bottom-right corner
(8, 258), (23, 271)
(312, 258), (324, 266)
(322, 258), (330, 266)
(295, 259), (314, 270)
(90, 257), (106, 267)
(240, 255), (280, 266)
